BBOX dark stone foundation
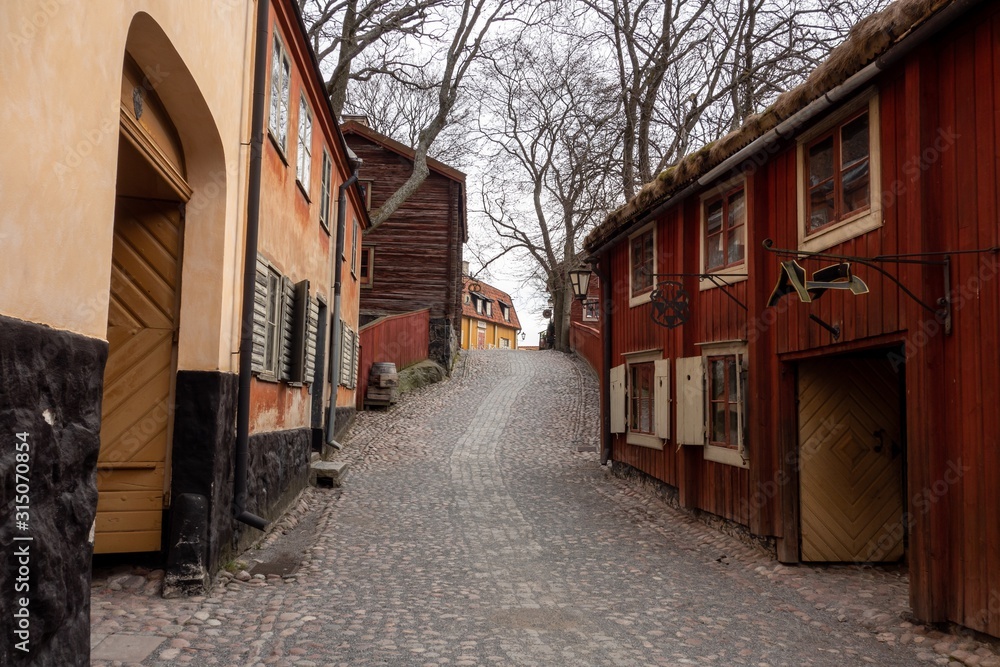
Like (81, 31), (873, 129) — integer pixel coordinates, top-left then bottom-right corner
(232, 428), (311, 555)
(0, 315), (108, 666)
(167, 371), (238, 592)
(428, 318), (458, 374)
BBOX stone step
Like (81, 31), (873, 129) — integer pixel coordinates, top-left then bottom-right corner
(309, 460), (349, 488)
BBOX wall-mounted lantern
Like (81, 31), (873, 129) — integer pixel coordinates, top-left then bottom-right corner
(568, 269), (591, 302)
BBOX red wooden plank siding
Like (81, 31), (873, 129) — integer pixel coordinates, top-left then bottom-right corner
(356, 308), (431, 408)
(570, 322), (602, 376)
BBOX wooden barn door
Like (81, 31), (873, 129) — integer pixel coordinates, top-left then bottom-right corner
(95, 197), (182, 553)
(798, 355), (904, 562)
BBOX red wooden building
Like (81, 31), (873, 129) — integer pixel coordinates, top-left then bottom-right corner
(584, 0), (1000, 638)
(341, 120), (467, 372)
(569, 272), (603, 376)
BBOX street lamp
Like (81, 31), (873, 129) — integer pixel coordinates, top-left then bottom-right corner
(568, 268), (592, 301)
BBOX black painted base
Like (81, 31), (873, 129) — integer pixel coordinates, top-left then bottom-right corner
(168, 371), (238, 591)
(231, 427), (311, 555)
(0, 315), (108, 666)
(428, 318), (457, 375)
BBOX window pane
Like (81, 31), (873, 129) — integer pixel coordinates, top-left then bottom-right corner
(728, 191), (745, 226)
(710, 359), (725, 400)
(711, 404), (726, 443)
(706, 200), (723, 234)
(640, 399), (652, 433)
(808, 136), (834, 185)
(841, 113), (869, 167)
(727, 227), (745, 265)
(707, 233), (724, 270)
(809, 180), (835, 231)
(841, 160), (870, 215)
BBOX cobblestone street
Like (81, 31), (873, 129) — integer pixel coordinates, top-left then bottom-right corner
(91, 350), (1000, 666)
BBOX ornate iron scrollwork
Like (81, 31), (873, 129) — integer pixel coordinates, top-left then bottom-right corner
(650, 280), (691, 329)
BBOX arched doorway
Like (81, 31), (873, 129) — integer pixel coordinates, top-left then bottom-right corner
(95, 55), (191, 553)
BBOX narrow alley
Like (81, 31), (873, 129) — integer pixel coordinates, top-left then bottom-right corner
(91, 351), (991, 666)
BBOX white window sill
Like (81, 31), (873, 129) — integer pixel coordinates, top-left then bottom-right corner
(698, 266), (748, 292)
(704, 444), (748, 468)
(627, 432), (663, 450)
(799, 209), (883, 253)
(629, 289), (653, 308)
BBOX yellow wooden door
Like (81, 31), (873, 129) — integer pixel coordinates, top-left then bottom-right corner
(799, 356), (904, 562)
(96, 197), (182, 553)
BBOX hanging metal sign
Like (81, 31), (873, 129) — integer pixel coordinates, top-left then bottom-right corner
(650, 280), (691, 329)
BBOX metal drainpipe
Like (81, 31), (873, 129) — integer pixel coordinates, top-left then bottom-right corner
(232, 0), (270, 532)
(325, 170), (360, 445)
(598, 256), (613, 465)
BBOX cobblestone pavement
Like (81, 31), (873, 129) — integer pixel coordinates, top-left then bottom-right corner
(91, 350), (1000, 666)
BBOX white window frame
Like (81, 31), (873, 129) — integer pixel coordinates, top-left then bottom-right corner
(350, 218), (359, 277)
(796, 90), (882, 253)
(699, 341), (748, 469)
(486, 301), (493, 317)
(699, 175), (748, 292)
(628, 223), (656, 307)
(268, 33), (291, 157)
(623, 349), (664, 450)
(262, 268), (284, 378)
(319, 150), (333, 231)
(582, 299), (599, 322)
(297, 95), (312, 196)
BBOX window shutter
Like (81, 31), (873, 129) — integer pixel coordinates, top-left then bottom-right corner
(304, 296), (319, 385)
(349, 332), (359, 389)
(675, 356), (705, 446)
(339, 322), (352, 386)
(251, 256), (269, 373)
(610, 364), (626, 434)
(654, 359), (671, 440)
(289, 280), (310, 383)
(279, 276), (294, 381)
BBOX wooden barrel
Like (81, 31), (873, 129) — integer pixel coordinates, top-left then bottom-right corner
(370, 362), (397, 378)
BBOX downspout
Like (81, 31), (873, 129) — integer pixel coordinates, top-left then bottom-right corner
(587, 0), (986, 257)
(232, 0), (270, 532)
(598, 255), (613, 465)
(325, 169), (360, 445)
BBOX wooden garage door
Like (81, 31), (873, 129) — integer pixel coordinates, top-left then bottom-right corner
(96, 197), (182, 553)
(799, 356), (904, 562)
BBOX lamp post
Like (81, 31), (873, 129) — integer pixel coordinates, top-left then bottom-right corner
(568, 268), (591, 301)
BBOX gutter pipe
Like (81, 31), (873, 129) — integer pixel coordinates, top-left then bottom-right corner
(232, 0), (271, 532)
(587, 0), (985, 258)
(325, 169), (360, 445)
(598, 258), (613, 465)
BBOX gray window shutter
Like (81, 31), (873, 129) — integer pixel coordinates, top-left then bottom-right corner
(279, 276), (294, 381)
(349, 331), (360, 389)
(339, 321), (351, 386)
(304, 295), (318, 385)
(251, 256), (269, 373)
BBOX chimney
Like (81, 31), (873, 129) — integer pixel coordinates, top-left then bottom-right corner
(462, 261), (470, 276)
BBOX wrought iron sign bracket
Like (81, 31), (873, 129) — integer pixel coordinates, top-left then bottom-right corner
(760, 239), (1000, 336)
(652, 273), (749, 312)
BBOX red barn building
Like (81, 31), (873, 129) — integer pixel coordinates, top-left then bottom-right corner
(584, 0), (1000, 638)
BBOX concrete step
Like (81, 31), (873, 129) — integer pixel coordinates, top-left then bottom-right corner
(309, 460), (349, 488)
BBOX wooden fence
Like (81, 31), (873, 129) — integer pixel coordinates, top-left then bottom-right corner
(570, 321), (602, 377)
(356, 308), (431, 409)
